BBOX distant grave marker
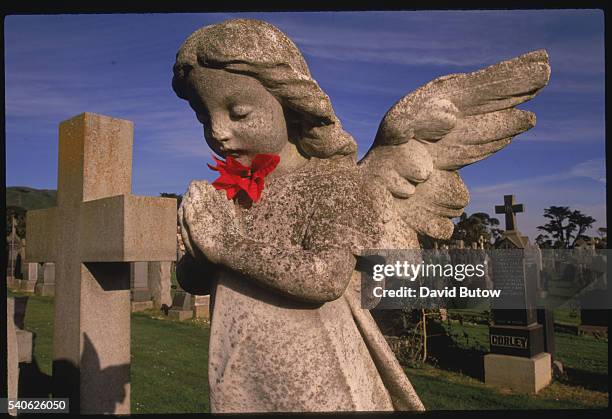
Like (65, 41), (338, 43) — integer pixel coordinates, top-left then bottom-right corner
(485, 194), (552, 393)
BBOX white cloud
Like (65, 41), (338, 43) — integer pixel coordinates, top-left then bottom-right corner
(569, 158), (606, 183)
(471, 158), (606, 196)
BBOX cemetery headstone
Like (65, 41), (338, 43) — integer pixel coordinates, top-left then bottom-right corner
(148, 261), (173, 309)
(192, 294), (210, 319)
(168, 284), (193, 321)
(35, 262), (56, 296)
(26, 113), (176, 414)
(485, 194), (552, 393)
(19, 261), (38, 293)
(130, 262), (153, 312)
(579, 290), (608, 337)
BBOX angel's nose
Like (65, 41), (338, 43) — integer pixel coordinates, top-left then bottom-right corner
(210, 120), (232, 143)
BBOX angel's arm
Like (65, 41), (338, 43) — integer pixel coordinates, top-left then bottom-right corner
(219, 237), (355, 304)
(182, 176), (375, 304)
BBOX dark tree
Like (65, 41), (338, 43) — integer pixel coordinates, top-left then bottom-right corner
(536, 206), (596, 248)
(160, 193), (183, 210)
(452, 212), (502, 247)
(569, 211), (597, 248)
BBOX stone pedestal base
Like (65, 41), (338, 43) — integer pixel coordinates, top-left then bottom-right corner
(35, 283), (55, 296)
(484, 352), (551, 393)
(7, 277), (20, 290)
(132, 289), (152, 302)
(168, 309), (193, 321)
(192, 295), (210, 320)
(18, 280), (37, 293)
(193, 305), (210, 319)
(131, 300), (153, 312)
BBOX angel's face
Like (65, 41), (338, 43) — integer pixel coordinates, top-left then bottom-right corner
(186, 66), (289, 166)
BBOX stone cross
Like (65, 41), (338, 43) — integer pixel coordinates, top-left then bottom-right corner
(6, 216), (20, 284)
(26, 113), (176, 414)
(495, 194), (524, 232)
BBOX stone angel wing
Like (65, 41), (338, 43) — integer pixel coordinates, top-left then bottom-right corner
(358, 50), (550, 248)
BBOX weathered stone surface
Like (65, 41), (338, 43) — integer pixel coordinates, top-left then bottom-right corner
(19, 279), (37, 293)
(26, 113), (177, 415)
(6, 217), (20, 282)
(7, 298), (19, 416)
(18, 262), (38, 292)
(172, 18), (549, 413)
(36, 262), (56, 296)
(484, 352), (552, 393)
(192, 294), (210, 319)
(130, 301), (153, 312)
(131, 261), (151, 302)
(168, 285), (193, 320)
(148, 261), (173, 308)
(16, 329), (33, 363)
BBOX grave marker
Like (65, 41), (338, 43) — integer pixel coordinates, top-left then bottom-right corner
(485, 194), (552, 393)
(19, 261), (38, 293)
(130, 262), (153, 312)
(148, 261), (172, 309)
(26, 113), (176, 414)
(35, 262), (56, 296)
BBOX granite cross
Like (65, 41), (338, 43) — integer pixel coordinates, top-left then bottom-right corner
(495, 194), (524, 232)
(7, 215), (19, 283)
(26, 113), (176, 414)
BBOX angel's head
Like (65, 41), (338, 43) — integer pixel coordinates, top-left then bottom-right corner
(172, 18), (356, 166)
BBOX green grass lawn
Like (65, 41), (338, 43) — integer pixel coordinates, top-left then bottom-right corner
(406, 364), (607, 410)
(418, 314), (608, 409)
(8, 290), (209, 413)
(8, 291), (608, 412)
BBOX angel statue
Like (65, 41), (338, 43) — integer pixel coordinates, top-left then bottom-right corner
(173, 18), (550, 413)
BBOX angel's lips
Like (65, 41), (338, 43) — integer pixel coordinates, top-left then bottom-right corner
(220, 148), (243, 158)
(207, 153), (280, 203)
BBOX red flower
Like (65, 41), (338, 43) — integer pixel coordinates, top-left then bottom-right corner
(207, 154), (280, 203)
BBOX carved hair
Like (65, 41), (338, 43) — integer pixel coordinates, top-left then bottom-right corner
(172, 18), (357, 159)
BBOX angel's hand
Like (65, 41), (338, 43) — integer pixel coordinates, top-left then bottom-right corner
(179, 180), (244, 264)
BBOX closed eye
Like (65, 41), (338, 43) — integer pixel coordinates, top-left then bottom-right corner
(229, 105), (252, 120)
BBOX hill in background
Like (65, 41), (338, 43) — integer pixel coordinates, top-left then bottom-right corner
(6, 186), (57, 238)
(7, 186), (57, 210)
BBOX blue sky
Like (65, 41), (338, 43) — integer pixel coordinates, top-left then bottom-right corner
(5, 10), (606, 240)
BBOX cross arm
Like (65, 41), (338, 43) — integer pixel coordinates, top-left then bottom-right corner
(80, 195), (177, 262)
